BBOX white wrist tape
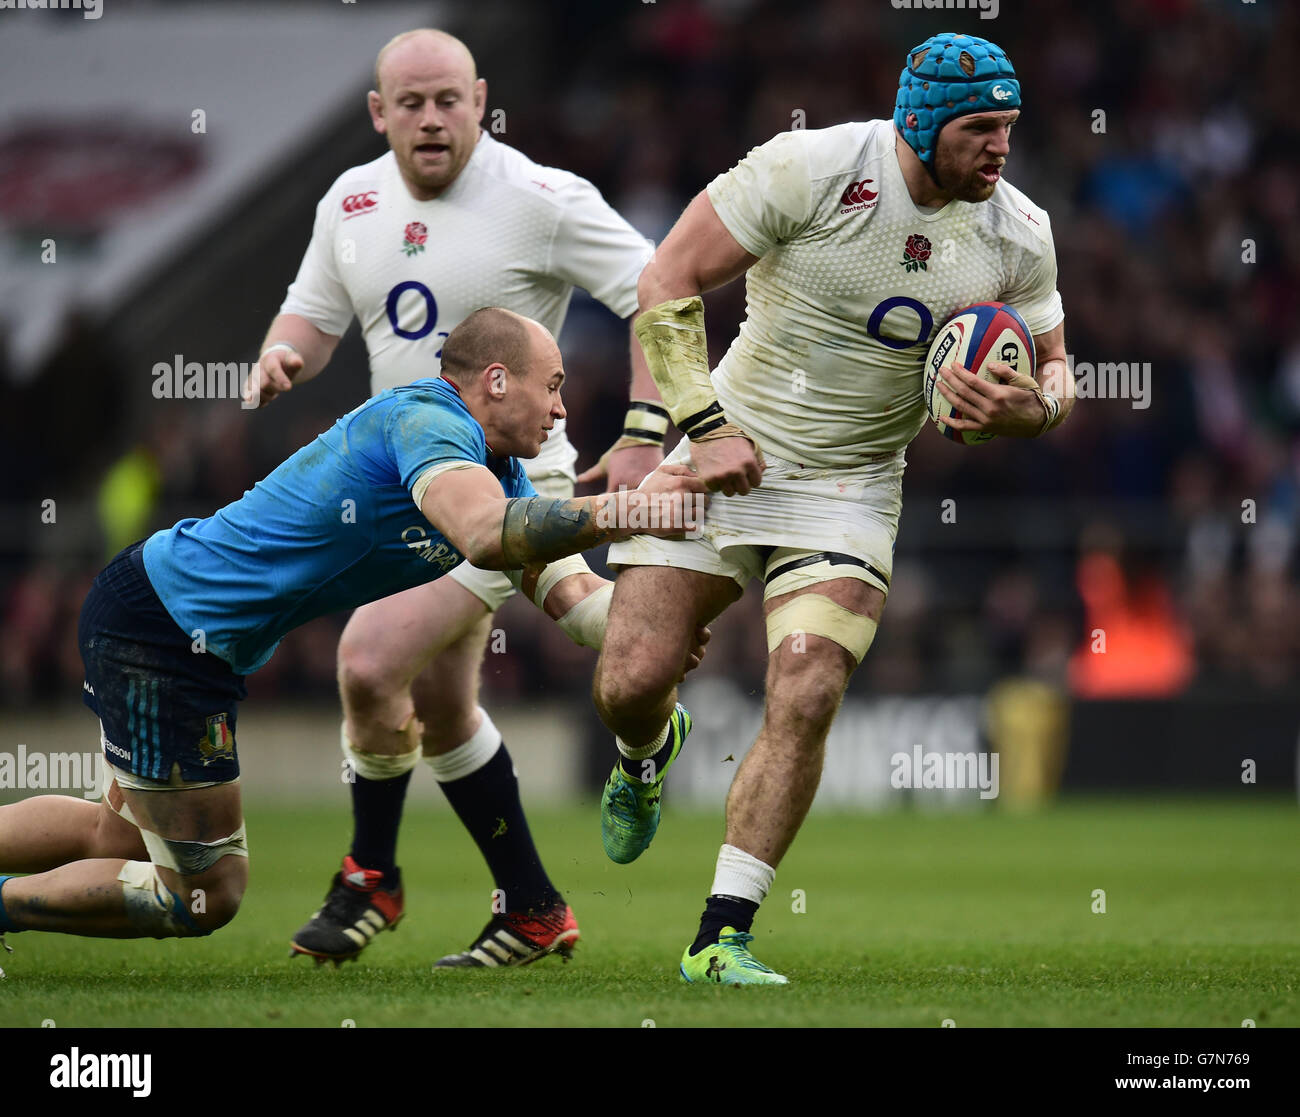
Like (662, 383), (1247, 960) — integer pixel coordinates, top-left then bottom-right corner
(261, 342), (299, 359)
(556, 582), (613, 649)
(1037, 391), (1063, 435)
(621, 400), (671, 446)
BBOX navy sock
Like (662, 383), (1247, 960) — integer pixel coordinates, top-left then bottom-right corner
(438, 742), (560, 914)
(0, 876), (18, 933)
(348, 769), (413, 883)
(690, 894), (759, 955)
(619, 728), (676, 780)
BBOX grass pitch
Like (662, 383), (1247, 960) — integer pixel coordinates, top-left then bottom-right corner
(1, 798), (1296, 1028)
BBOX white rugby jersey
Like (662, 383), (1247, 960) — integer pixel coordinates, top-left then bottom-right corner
(707, 119), (1064, 467)
(281, 131), (653, 478)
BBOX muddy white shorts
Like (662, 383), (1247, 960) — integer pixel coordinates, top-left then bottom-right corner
(607, 439), (905, 597)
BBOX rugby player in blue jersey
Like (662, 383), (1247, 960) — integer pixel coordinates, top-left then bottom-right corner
(0, 309), (703, 947)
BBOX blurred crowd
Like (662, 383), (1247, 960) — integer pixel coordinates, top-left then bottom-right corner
(3, 0), (1297, 707)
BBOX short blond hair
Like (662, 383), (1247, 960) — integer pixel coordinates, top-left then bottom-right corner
(374, 28), (477, 95)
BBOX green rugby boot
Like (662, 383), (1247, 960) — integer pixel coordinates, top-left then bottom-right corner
(600, 703), (691, 864)
(679, 927), (789, 985)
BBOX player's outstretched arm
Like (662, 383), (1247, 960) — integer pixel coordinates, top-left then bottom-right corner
(420, 463), (706, 572)
(634, 192), (765, 497)
(244, 313), (342, 408)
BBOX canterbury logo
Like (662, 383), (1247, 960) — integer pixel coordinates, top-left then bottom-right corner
(991, 85), (1014, 102)
(839, 178), (878, 208)
(342, 191), (378, 214)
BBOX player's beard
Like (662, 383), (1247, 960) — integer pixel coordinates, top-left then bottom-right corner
(933, 144), (999, 204)
(395, 127), (479, 199)
(399, 145), (459, 197)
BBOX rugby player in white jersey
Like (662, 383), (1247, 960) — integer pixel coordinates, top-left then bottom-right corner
(591, 33), (1077, 983)
(247, 29), (677, 968)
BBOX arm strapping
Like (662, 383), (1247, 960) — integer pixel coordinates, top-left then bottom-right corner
(634, 296), (760, 449)
(500, 497), (602, 567)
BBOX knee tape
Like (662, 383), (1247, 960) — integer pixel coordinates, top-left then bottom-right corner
(117, 860), (204, 938)
(341, 720), (421, 781)
(765, 594), (879, 663)
(763, 548), (890, 600)
(555, 581), (612, 649)
(104, 774), (249, 874)
(139, 824), (249, 876)
(529, 554), (593, 607)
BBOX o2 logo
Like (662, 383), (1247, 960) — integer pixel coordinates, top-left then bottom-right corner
(866, 296), (933, 350)
(386, 281), (450, 356)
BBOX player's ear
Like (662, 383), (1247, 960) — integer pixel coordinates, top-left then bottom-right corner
(473, 78), (487, 122)
(486, 363), (508, 399)
(367, 90), (387, 135)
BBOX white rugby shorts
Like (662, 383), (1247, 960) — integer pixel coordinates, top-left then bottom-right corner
(607, 439), (905, 596)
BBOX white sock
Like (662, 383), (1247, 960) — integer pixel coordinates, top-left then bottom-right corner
(710, 843), (774, 906)
(425, 708), (503, 783)
(615, 722), (669, 761)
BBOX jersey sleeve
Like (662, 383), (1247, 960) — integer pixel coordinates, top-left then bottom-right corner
(410, 461), (479, 509)
(1001, 220), (1065, 338)
(278, 188), (355, 337)
(384, 395), (487, 499)
(545, 177), (654, 320)
(706, 129), (814, 258)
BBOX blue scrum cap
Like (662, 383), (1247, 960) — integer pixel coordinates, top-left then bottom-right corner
(894, 33), (1020, 171)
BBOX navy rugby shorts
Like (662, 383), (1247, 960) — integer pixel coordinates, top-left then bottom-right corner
(78, 542), (246, 784)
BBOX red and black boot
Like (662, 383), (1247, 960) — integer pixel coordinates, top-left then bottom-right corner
(290, 855), (404, 966)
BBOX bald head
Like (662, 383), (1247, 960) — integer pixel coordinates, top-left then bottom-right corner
(375, 29), (476, 95)
(439, 309), (566, 460)
(440, 308), (543, 386)
(368, 28), (486, 200)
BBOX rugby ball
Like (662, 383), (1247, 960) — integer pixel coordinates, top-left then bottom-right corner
(924, 302), (1035, 445)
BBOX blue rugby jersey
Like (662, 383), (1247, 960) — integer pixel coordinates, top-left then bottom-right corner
(142, 378), (533, 674)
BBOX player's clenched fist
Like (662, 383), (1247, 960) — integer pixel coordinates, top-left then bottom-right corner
(689, 434), (765, 497)
(245, 344), (304, 409)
